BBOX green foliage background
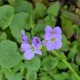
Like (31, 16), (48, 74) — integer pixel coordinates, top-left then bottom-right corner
(0, 0), (80, 80)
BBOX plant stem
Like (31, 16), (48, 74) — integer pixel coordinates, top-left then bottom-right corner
(52, 50), (80, 80)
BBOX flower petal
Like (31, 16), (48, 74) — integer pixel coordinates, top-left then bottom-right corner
(45, 26), (52, 33)
(46, 41), (55, 51)
(21, 43), (31, 52)
(32, 44), (42, 55)
(43, 34), (51, 40)
(22, 30), (28, 43)
(35, 48), (42, 55)
(55, 40), (62, 49)
(32, 36), (41, 49)
(50, 34), (62, 40)
(24, 50), (34, 60)
(53, 26), (62, 34)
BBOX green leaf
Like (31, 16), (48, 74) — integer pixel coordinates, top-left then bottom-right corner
(53, 74), (64, 80)
(12, 62), (24, 73)
(2, 68), (23, 80)
(71, 74), (78, 80)
(62, 72), (70, 80)
(38, 72), (48, 78)
(57, 61), (68, 70)
(75, 26), (80, 39)
(32, 3), (47, 20)
(0, 5), (14, 29)
(44, 15), (56, 28)
(0, 70), (3, 80)
(9, 12), (30, 43)
(71, 63), (79, 73)
(77, 41), (80, 52)
(60, 34), (70, 51)
(40, 77), (52, 80)
(61, 16), (75, 38)
(61, 10), (80, 24)
(35, 23), (44, 33)
(39, 71), (52, 80)
(47, 1), (60, 17)
(27, 71), (37, 80)
(0, 32), (7, 42)
(68, 43), (78, 60)
(2, 68), (14, 80)
(40, 47), (47, 58)
(42, 56), (58, 71)
(76, 53), (80, 65)
(24, 56), (41, 71)
(8, 0), (16, 5)
(0, 40), (21, 68)
(13, 0), (33, 13)
(13, 73), (23, 80)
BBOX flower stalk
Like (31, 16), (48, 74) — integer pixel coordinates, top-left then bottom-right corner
(52, 50), (80, 80)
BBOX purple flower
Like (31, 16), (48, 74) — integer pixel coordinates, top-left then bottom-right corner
(32, 37), (42, 55)
(45, 26), (62, 34)
(32, 37), (42, 49)
(43, 26), (62, 51)
(22, 30), (28, 43)
(44, 26), (62, 40)
(21, 30), (42, 60)
(21, 43), (31, 52)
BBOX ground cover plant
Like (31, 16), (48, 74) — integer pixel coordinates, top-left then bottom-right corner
(0, 0), (80, 80)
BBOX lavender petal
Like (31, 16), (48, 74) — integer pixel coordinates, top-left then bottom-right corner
(35, 48), (42, 55)
(53, 26), (62, 34)
(46, 41), (55, 51)
(21, 43), (31, 52)
(24, 50), (34, 60)
(45, 26), (52, 33)
(22, 30), (28, 43)
(55, 40), (62, 49)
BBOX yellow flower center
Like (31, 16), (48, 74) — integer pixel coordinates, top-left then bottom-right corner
(31, 47), (34, 51)
(51, 38), (56, 42)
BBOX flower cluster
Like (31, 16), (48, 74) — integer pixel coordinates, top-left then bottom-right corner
(43, 26), (62, 50)
(21, 26), (62, 60)
(21, 30), (42, 60)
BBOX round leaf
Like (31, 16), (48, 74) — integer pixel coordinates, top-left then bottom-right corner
(0, 40), (21, 68)
(0, 5), (14, 29)
(44, 15), (56, 28)
(53, 74), (65, 80)
(57, 61), (68, 70)
(62, 72), (70, 80)
(13, 0), (33, 13)
(42, 56), (58, 71)
(9, 12), (30, 42)
(47, 1), (60, 17)
(76, 54), (80, 65)
(40, 77), (52, 80)
(0, 32), (7, 42)
(27, 71), (37, 80)
(24, 56), (41, 71)
(32, 3), (47, 20)
(60, 34), (70, 51)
